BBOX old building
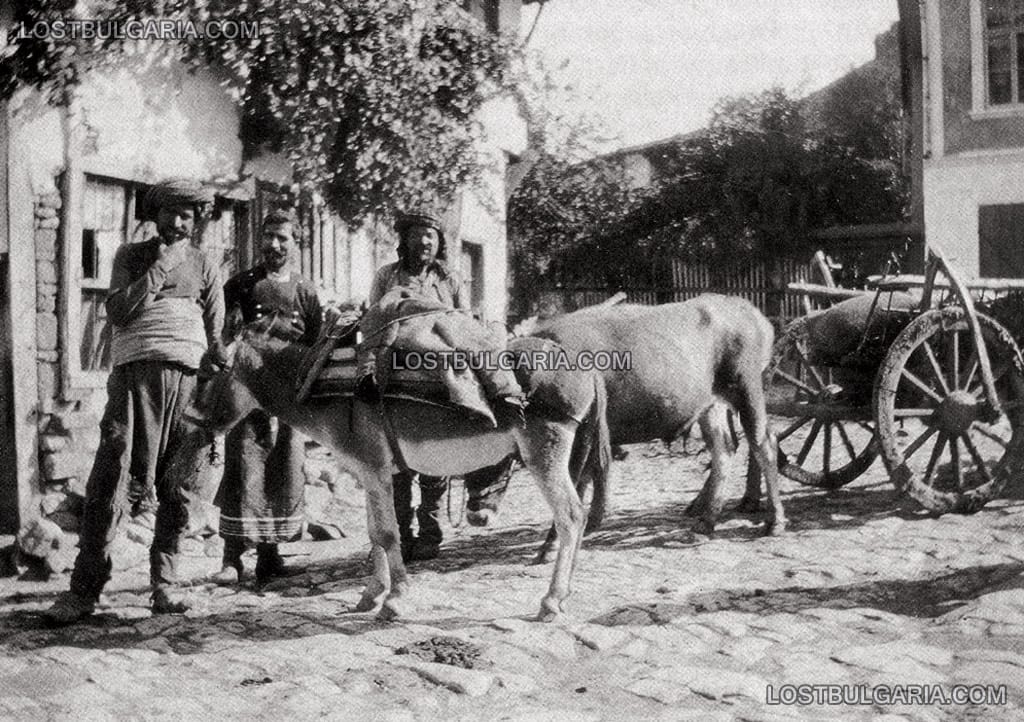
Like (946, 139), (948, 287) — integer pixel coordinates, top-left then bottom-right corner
(918, 0), (1024, 278)
(0, 1), (528, 533)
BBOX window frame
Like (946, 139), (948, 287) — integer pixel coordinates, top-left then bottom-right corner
(59, 168), (249, 397)
(972, 0), (1024, 115)
(60, 169), (149, 395)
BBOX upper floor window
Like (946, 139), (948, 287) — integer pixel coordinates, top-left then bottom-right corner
(986, 0), (1024, 105)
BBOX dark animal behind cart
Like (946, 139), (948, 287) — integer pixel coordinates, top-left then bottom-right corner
(767, 249), (1024, 514)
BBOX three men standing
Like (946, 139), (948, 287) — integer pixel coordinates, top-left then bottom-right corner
(214, 211), (323, 584)
(45, 179), (225, 625)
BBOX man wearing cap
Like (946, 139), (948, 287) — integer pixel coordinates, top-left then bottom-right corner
(366, 209), (518, 563)
(44, 178), (226, 625)
(213, 210), (323, 585)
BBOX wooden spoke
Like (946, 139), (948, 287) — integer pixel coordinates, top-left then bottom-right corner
(791, 340), (826, 389)
(962, 351), (979, 393)
(950, 436), (964, 490)
(922, 340), (950, 394)
(775, 369), (817, 397)
(903, 425), (939, 462)
(922, 432), (947, 488)
(970, 422), (1010, 449)
(901, 368), (945, 404)
(951, 329), (960, 391)
(796, 419), (823, 466)
(960, 433), (993, 483)
(855, 420), (874, 434)
(835, 423), (858, 462)
(892, 408), (936, 418)
(822, 423), (832, 474)
(777, 416), (811, 442)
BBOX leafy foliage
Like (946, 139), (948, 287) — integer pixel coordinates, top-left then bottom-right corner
(510, 78), (909, 297)
(1, 0), (516, 225)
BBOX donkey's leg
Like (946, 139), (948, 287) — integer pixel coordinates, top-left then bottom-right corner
(692, 403), (733, 536)
(533, 525), (558, 566)
(736, 371), (787, 536)
(517, 421), (585, 621)
(355, 468), (411, 618)
(736, 447), (763, 514)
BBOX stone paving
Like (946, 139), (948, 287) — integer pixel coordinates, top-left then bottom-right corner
(3, 440), (1024, 721)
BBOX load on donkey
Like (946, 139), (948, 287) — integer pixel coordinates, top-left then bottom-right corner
(188, 285), (612, 621)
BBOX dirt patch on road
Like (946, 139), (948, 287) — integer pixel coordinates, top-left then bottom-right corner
(395, 636), (486, 669)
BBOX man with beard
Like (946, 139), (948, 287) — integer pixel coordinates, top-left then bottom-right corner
(213, 211), (324, 584)
(43, 179), (225, 625)
(366, 209), (517, 563)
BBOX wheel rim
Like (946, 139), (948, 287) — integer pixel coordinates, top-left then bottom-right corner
(874, 309), (1024, 513)
(766, 319), (879, 488)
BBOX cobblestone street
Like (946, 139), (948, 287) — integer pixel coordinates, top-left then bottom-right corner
(3, 439), (1024, 721)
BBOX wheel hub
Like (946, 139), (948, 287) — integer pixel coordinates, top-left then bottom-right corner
(817, 383), (844, 403)
(934, 390), (979, 433)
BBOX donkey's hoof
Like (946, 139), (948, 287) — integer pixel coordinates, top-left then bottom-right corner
(692, 519), (715, 536)
(354, 583), (386, 612)
(764, 519), (787, 537)
(466, 508), (495, 527)
(376, 598), (405, 622)
(354, 596), (379, 613)
(735, 496), (762, 514)
(536, 598), (563, 623)
(531, 546), (554, 566)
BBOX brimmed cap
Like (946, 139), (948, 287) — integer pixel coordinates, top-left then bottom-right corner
(143, 179), (214, 220)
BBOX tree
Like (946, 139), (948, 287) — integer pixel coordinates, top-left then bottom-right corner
(506, 56), (652, 313)
(2, 0), (516, 225)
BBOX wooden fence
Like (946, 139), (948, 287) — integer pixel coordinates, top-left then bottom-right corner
(536, 256), (817, 327)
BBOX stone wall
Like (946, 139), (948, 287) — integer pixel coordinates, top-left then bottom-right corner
(32, 190), (96, 532)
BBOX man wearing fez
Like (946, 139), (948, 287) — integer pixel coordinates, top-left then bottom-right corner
(367, 209), (515, 562)
(44, 179), (226, 625)
(213, 211), (323, 584)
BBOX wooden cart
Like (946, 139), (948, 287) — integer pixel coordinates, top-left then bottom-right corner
(766, 247), (1024, 513)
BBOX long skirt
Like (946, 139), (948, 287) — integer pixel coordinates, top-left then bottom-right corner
(217, 409), (305, 544)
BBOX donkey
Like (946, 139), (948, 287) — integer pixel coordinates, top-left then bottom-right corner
(468, 294), (785, 555)
(187, 330), (610, 622)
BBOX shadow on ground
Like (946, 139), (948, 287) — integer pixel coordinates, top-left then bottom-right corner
(589, 562), (1024, 627)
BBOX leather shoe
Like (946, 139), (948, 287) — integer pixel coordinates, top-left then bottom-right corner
(42, 592), (95, 627)
(255, 545), (297, 584)
(151, 587), (190, 615)
(407, 540), (440, 562)
(211, 565), (246, 585)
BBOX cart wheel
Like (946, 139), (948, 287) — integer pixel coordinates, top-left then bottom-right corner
(874, 308), (1024, 513)
(766, 318), (879, 488)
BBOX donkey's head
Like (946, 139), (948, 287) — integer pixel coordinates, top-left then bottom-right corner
(187, 315), (301, 432)
(187, 338), (261, 434)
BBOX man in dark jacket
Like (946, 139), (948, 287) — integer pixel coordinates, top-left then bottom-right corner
(214, 211), (323, 584)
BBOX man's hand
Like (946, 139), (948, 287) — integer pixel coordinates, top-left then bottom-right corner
(157, 239), (189, 271)
(198, 342), (230, 380)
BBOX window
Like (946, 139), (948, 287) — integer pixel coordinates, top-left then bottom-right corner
(62, 173), (249, 392)
(985, 0), (1024, 105)
(980, 203), (1024, 277)
(78, 176), (153, 373)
